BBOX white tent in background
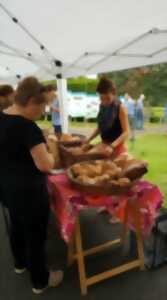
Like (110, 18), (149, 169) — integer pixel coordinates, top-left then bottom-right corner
(0, 0), (167, 131)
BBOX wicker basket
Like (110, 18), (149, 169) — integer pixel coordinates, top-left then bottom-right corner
(60, 145), (112, 168)
(67, 159), (148, 196)
(67, 167), (132, 196)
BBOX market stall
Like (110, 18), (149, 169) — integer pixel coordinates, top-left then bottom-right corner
(46, 140), (163, 295)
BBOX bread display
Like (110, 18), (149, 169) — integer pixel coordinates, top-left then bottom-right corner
(70, 160), (126, 185)
(67, 156), (148, 195)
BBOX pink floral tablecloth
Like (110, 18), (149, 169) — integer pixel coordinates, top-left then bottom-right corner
(48, 174), (163, 243)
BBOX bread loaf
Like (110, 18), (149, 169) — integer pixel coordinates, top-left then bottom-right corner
(47, 135), (62, 168)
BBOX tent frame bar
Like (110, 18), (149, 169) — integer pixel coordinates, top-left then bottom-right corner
(87, 28), (167, 71)
(0, 2), (63, 75)
(63, 28), (167, 75)
(0, 40), (56, 77)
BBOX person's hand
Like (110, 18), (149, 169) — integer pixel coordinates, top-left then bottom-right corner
(97, 143), (113, 157)
(111, 142), (117, 149)
(81, 137), (90, 145)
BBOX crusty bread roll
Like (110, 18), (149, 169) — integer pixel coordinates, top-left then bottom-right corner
(47, 135), (61, 168)
(114, 154), (128, 168)
(94, 174), (110, 184)
(60, 134), (80, 142)
(77, 176), (97, 185)
(118, 178), (131, 186)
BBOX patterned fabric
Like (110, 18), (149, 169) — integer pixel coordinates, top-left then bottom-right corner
(48, 174), (163, 243)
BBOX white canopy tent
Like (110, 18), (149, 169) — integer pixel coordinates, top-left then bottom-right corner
(0, 0), (167, 131)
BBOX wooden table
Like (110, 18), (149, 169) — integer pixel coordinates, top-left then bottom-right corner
(67, 199), (145, 296)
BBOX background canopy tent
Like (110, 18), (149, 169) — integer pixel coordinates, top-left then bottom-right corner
(0, 0), (167, 132)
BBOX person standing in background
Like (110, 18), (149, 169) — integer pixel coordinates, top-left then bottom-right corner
(0, 84), (15, 111)
(51, 92), (62, 139)
(124, 93), (135, 141)
(46, 85), (62, 139)
(136, 94), (145, 129)
(47, 85), (62, 139)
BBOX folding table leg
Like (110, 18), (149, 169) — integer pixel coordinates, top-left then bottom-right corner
(121, 202), (129, 246)
(67, 234), (75, 267)
(133, 203), (145, 271)
(75, 218), (87, 296)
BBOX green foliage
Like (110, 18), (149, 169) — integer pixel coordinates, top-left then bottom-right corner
(148, 107), (164, 122)
(152, 107), (164, 118)
(108, 64), (167, 106)
(67, 76), (98, 93)
(43, 63), (167, 106)
(43, 79), (57, 88)
(150, 116), (161, 123)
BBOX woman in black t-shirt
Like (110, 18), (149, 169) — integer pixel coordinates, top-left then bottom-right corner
(0, 77), (63, 294)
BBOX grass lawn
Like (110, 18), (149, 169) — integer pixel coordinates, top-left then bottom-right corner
(128, 134), (167, 207)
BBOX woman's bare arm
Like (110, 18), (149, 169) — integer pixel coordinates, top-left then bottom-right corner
(85, 127), (100, 143)
(30, 143), (55, 173)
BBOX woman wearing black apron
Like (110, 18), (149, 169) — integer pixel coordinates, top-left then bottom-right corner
(85, 76), (129, 157)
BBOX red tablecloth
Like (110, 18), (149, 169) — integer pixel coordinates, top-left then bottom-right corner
(48, 174), (163, 243)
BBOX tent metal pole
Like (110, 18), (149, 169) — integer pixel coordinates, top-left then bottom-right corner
(0, 3), (63, 73)
(86, 29), (156, 71)
(57, 78), (69, 134)
(63, 53), (88, 74)
(0, 40), (55, 76)
(151, 46), (167, 57)
(86, 52), (150, 58)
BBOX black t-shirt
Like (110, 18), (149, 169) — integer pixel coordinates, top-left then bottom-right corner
(0, 112), (49, 212)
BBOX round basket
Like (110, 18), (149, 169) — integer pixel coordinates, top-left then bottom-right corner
(67, 164), (133, 196)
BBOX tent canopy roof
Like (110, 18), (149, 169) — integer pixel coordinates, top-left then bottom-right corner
(0, 0), (167, 83)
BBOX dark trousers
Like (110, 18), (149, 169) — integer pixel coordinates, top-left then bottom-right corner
(8, 207), (49, 289)
(54, 125), (62, 140)
(128, 115), (136, 140)
(136, 109), (144, 129)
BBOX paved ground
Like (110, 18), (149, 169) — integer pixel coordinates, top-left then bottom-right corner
(1, 206), (167, 300)
(69, 126), (167, 137)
